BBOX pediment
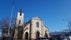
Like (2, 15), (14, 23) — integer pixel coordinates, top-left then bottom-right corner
(31, 16), (42, 21)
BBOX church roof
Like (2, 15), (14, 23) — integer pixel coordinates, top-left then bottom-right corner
(24, 20), (31, 27)
(24, 16), (42, 27)
(31, 16), (42, 21)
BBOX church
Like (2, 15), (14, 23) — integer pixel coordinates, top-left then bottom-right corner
(2, 9), (50, 40)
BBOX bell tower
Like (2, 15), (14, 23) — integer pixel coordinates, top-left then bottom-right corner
(14, 9), (24, 39)
(16, 9), (24, 27)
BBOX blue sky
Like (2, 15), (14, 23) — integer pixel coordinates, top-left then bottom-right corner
(0, 0), (71, 32)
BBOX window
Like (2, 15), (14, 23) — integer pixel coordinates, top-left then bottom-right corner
(36, 22), (39, 27)
(20, 13), (22, 16)
(19, 20), (21, 24)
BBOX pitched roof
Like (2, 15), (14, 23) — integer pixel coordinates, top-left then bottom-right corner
(31, 16), (42, 21)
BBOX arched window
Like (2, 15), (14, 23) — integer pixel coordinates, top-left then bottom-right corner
(19, 20), (21, 24)
(36, 22), (39, 27)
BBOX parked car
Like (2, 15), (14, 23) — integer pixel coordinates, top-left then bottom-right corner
(36, 37), (48, 40)
(2, 37), (13, 40)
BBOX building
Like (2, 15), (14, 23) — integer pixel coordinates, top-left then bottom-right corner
(50, 30), (71, 40)
(2, 9), (50, 40)
(2, 26), (9, 37)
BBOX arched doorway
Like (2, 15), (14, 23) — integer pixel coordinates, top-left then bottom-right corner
(45, 32), (48, 38)
(25, 32), (28, 40)
(36, 31), (40, 39)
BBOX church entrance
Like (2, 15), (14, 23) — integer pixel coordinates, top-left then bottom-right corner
(36, 31), (40, 39)
(45, 32), (48, 38)
(25, 32), (28, 40)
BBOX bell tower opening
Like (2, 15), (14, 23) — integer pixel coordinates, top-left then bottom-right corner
(20, 13), (22, 16)
(19, 20), (21, 24)
(19, 9), (22, 16)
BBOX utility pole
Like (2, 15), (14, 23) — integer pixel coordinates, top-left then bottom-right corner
(8, 0), (15, 37)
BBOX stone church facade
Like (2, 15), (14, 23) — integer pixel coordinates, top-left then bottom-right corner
(13, 9), (50, 40)
(2, 9), (50, 40)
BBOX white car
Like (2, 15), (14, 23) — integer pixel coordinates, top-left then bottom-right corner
(69, 36), (71, 40)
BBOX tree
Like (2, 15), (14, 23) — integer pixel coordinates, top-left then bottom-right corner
(0, 17), (16, 29)
(67, 20), (71, 36)
(0, 17), (9, 29)
(0, 17), (16, 36)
